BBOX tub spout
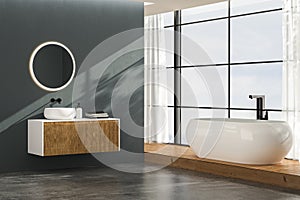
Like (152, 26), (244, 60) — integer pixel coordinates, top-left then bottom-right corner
(249, 95), (268, 120)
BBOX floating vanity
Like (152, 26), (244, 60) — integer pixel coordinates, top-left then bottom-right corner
(28, 118), (120, 157)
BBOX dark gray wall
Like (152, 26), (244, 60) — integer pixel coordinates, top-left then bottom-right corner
(0, 0), (144, 172)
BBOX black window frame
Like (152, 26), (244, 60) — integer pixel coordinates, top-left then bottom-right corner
(166, 1), (284, 144)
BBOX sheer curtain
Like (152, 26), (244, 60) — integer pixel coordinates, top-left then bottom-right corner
(144, 14), (170, 143)
(283, 0), (300, 160)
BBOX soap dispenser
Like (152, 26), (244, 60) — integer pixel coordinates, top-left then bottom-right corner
(76, 103), (83, 119)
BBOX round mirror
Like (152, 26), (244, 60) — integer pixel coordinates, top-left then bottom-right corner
(29, 41), (76, 92)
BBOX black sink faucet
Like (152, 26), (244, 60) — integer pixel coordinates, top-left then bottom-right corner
(49, 98), (62, 107)
(249, 95), (268, 120)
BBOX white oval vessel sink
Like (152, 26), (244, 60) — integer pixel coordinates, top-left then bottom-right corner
(186, 118), (293, 165)
(44, 108), (76, 120)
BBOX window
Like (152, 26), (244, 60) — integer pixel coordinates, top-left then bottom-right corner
(231, 63), (282, 109)
(231, 10), (283, 62)
(181, 66), (228, 107)
(182, 1), (228, 22)
(164, 0), (283, 145)
(182, 19), (228, 65)
(231, 0), (282, 15)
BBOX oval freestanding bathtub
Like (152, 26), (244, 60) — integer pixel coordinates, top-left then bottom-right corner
(186, 118), (293, 165)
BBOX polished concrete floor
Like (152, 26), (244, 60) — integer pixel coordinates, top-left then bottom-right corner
(0, 165), (300, 200)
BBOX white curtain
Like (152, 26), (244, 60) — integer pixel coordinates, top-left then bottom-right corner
(144, 14), (171, 143)
(283, 0), (300, 160)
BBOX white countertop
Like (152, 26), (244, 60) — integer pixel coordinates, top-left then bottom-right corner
(28, 118), (119, 123)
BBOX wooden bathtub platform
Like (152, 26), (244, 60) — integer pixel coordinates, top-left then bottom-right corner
(145, 143), (300, 190)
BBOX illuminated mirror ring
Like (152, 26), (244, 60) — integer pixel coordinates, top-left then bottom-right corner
(29, 41), (76, 92)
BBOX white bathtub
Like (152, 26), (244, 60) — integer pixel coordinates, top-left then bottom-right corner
(186, 118), (293, 165)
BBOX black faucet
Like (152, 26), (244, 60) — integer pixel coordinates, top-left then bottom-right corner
(249, 95), (268, 120)
(49, 98), (62, 107)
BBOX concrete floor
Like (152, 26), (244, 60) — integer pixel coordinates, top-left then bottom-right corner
(0, 166), (300, 200)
